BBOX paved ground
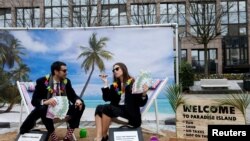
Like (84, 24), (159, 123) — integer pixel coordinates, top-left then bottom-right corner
(187, 80), (250, 124)
(1, 80), (250, 136)
(2, 93), (250, 135)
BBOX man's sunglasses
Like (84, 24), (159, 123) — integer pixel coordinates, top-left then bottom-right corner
(60, 69), (67, 73)
(112, 67), (120, 73)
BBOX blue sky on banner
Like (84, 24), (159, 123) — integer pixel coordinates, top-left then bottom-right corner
(10, 27), (174, 99)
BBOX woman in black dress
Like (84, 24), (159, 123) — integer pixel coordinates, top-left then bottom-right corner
(94, 62), (149, 141)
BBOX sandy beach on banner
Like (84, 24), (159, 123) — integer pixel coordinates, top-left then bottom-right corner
(0, 105), (175, 123)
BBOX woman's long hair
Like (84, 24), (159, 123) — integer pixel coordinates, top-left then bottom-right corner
(112, 62), (133, 83)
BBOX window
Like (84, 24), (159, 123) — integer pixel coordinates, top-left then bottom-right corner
(174, 49), (187, 62)
(72, 0), (97, 5)
(16, 8), (40, 27)
(220, 0), (247, 36)
(45, 0), (69, 6)
(189, 2), (216, 37)
(181, 49), (187, 61)
(190, 3), (216, 25)
(131, 4), (156, 25)
(0, 8), (11, 27)
(101, 2), (127, 26)
(73, 3), (98, 27)
(45, 0), (69, 27)
(222, 37), (248, 66)
(191, 49), (217, 73)
(109, 0), (119, 4)
(159, 3), (185, 26)
(239, 1), (246, 23)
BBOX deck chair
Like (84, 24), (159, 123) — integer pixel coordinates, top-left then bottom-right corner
(16, 81), (77, 141)
(112, 77), (168, 136)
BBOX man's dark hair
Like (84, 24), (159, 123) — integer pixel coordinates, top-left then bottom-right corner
(51, 61), (66, 75)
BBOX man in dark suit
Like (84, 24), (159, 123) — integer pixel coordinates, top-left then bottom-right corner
(20, 61), (85, 141)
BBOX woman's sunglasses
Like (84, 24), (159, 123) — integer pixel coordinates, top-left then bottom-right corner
(112, 67), (120, 73)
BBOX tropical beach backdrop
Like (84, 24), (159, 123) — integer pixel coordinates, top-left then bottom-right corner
(1, 27), (175, 115)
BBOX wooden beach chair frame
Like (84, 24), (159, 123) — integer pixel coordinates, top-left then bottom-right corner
(112, 77), (168, 136)
(16, 81), (77, 141)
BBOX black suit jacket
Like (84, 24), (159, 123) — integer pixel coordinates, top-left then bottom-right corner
(101, 81), (148, 127)
(31, 76), (82, 108)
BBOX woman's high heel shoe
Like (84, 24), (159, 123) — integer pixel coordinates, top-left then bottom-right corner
(101, 135), (109, 141)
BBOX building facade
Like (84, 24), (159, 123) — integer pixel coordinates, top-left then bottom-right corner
(0, 0), (249, 74)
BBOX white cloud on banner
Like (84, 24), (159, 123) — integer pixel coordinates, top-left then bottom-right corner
(11, 31), (48, 53)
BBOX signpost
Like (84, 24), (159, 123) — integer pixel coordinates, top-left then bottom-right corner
(176, 99), (245, 140)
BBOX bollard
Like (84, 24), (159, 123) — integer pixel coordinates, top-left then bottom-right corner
(150, 135), (159, 141)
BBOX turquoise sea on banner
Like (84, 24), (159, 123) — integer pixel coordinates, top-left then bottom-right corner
(83, 98), (174, 115)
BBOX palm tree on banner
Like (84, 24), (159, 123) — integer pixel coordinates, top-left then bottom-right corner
(0, 45), (5, 66)
(77, 32), (113, 97)
(0, 63), (31, 112)
(1, 38), (25, 69)
(0, 30), (14, 69)
(0, 33), (26, 112)
(11, 63), (30, 82)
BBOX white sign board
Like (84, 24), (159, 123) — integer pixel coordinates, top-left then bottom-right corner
(114, 131), (139, 141)
(176, 99), (245, 140)
(18, 133), (43, 141)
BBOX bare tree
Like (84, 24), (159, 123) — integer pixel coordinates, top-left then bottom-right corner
(181, 0), (233, 77)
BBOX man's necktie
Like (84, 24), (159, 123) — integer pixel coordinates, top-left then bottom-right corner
(56, 83), (60, 96)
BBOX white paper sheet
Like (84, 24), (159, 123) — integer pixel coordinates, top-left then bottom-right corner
(46, 96), (69, 119)
(114, 131), (139, 141)
(132, 71), (152, 94)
